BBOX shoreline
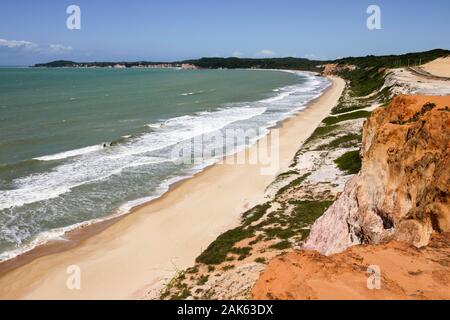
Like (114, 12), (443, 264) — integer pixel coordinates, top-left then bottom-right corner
(0, 69), (323, 264)
(0, 76), (345, 300)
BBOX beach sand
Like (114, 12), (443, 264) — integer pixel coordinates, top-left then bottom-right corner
(0, 76), (345, 300)
(421, 56), (450, 78)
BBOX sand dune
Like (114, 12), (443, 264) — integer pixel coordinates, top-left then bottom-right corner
(422, 56), (450, 78)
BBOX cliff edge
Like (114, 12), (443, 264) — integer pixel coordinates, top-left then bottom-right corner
(304, 95), (450, 254)
(253, 95), (450, 300)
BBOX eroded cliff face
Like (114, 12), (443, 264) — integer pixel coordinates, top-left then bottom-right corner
(253, 233), (450, 300)
(304, 95), (450, 255)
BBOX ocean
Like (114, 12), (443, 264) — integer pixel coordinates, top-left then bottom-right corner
(0, 67), (330, 261)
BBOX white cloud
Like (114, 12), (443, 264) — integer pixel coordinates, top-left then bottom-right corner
(0, 39), (38, 51)
(49, 44), (73, 54)
(0, 38), (72, 55)
(302, 53), (326, 60)
(254, 49), (276, 58)
(232, 51), (244, 58)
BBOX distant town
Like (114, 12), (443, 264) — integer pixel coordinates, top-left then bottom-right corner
(33, 60), (199, 70)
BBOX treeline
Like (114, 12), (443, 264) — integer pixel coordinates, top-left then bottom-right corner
(336, 49), (449, 69)
(33, 57), (325, 71)
(34, 49), (449, 72)
(334, 49), (450, 97)
(182, 57), (325, 71)
(33, 60), (178, 68)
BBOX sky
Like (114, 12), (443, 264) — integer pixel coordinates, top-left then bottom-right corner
(1, 0), (449, 65)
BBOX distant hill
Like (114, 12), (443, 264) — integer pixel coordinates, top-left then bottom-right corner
(181, 57), (326, 71)
(33, 49), (450, 72)
(336, 48), (450, 69)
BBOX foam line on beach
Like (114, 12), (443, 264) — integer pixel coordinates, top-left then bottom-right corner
(0, 71), (330, 264)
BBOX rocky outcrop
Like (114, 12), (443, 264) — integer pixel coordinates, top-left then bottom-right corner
(253, 233), (450, 300)
(304, 95), (450, 255)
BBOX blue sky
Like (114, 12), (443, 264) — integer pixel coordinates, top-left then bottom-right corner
(1, 0), (449, 65)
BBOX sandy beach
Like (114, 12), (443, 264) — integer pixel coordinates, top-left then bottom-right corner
(0, 76), (345, 300)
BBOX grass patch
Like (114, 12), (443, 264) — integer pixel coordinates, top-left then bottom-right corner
(186, 266), (199, 274)
(315, 133), (361, 150)
(197, 275), (209, 286)
(160, 270), (188, 300)
(270, 240), (291, 250)
(196, 204), (270, 265)
(289, 200), (334, 226)
(332, 103), (368, 115)
(276, 170), (298, 178)
(222, 265), (235, 271)
(242, 203), (272, 225)
(339, 67), (386, 97)
(196, 227), (254, 265)
(322, 110), (371, 126)
(249, 234), (264, 245)
(255, 257), (267, 264)
(276, 173), (311, 196)
(304, 125), (340, 144)
(230, 246), (252, 261)
(334, 150), (362, 174)
(265, 227), (296, 240)
(171, 288), (191, 300)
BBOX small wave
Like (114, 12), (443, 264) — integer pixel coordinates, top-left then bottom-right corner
(0, 106), (267, 210)
(180, 90), (205, 96)
(34, 145), (104, 161)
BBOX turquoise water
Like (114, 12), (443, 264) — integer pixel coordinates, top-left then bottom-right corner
(0, 67), (329, 260)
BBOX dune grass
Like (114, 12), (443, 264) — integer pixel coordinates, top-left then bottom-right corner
(334, 150), (362, 175)
(322, 110), (371, 126)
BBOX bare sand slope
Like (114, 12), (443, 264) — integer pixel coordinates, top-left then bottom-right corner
(0, 77), (345, 300)
(253, 234), (450, 300)
(422, 56), (450, 78)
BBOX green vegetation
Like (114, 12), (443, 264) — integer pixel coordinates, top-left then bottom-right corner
(270, 240), (291, 250)
(230, 246), (252, 260)
(160, 270), (189, 300)
(222, 265), (235, 271)
(331, 102), (369, 115)
(339, 67), (386, 97)
(276, 173), (311, 196)
(334, 150), (362, 175)
(265, 227), (296, 240)
(196, 204), (270, 265)
(390, 102), (436, 125)
(196, 227), (254, 265)
(186, 266), (199, 274)
(322, 110), (371, 126)
(305, 125), (340, 144)
(255, 257), (267, 264)
(315, 133), (362, 150)
(276, 170), (299, 179)
(241, 203), (272, 225)
(336, 49), (450, 70)
(334, 49), (450, 99)
(289, 200), (334, 225)
(197, 275), (209, 286)
(183, 57), (324, 71)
